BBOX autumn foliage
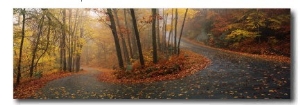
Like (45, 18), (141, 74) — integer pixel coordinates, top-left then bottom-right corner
(184, 9), (290, 57)
(98, 50), (211, 84)
(184, 37), (290, 63)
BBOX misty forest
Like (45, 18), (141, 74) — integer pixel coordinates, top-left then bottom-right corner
(13, 8), (290, 99)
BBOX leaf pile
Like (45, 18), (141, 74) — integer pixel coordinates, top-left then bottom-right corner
(13, 70), (86, 99)
(98, 50), (211, 84)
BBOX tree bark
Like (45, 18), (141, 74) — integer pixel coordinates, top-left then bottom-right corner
(127, 9), (138, 59)
(16, 8), (26, 86)
(177, 9), (188, 55)
(124, 9), (133, 59)
(130, 9), (145, 67)
(152, 9), (158, 63)
(107, 8), (124, 69)
(75, 28), (84, 72)
(68, 9), (72, 72)
(72, 9), (80, 72)
(114, 9), (130, 65)
(29, 12), (45, 77)
(156, 9), (161, 51)
(62, 9), (67, 71)
(163, 12), (168, 52)
(167, 9), (174, 54)
(174, 9), (178, 54)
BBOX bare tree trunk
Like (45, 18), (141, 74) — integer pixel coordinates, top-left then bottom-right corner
(127, 9), (138, 59)
(124, 9), (133, 59)
(16, 8), (26, 86)
(29, 12), (45, 77)
(152, 9), (158, 63)
(60, 36), (63, 70)
(107, 8), (124, 69)
(167, 9), (174, 54)
(114, 9), (130, 65)
(75, 28), (84, 72)
(156, 9), (161, 51)
(177, 9), (188, 55)
(162, 9), (166, 51)
(130, 9), (145, 67)
(68, 9), (72, 72)
(163, 12), (168, 52)
(174, 9), (178, 54)
(62, 9), (67, 71)
(72, 9), (79, 72)
(73, 35), (77, 71)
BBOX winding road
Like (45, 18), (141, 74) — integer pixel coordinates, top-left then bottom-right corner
(32, 40), (290, 99)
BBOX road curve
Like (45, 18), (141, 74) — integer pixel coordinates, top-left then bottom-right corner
(31, 40), (290, 99)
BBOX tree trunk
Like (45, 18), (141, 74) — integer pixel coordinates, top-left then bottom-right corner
(163, 13), (168, 52)
(114, 9), (130, 65)
(177, 8), (188, 55)
(68, 9), (73, 72)
(162, 9), (166, 51)
(16, 8), (26, 87)
(174, 9), (178, 54)
(29, 13), (45, 77)
(107, 8), (124, 69)
(75, 28), (84, 72)
(85, 44), (89, 65)
(152, 9), (158, 64)
(167, 9), (174, 54)
(72, 35), (77, 71)
(127, 9), (138, 59)
(156, 9), (161, 51)
(130, 9), (145, 67)
(59, 14), (63, 70)
(75, 55), (81, 72)
(72, 9), (80, 72)
(62, 9), (67, 71)
(34, 13), (51, 70)
(124, 9), (133, 59)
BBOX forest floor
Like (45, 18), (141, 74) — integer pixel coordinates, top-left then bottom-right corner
(21, 39), (290, 99)
(97, 50), (211, 84)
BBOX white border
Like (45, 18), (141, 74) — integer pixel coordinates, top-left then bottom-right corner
(11, 0), (294, 8)
(2, 0), (298, 105)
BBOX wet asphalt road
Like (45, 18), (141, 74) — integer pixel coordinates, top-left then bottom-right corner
(32, 40), (290, 99)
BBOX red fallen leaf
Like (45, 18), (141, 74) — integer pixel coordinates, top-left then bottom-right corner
(97, 50), (211, 84)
